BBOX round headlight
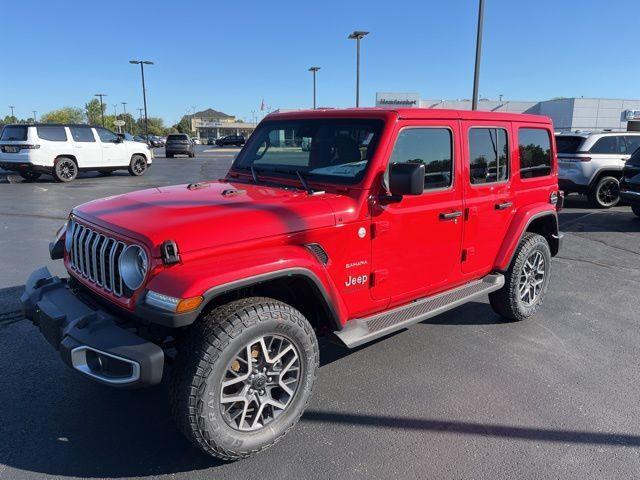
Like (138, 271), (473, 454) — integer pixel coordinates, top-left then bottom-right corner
(119, 245), (148, 291)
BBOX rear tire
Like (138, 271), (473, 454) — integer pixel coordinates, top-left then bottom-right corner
(589, 176), (620, 208)
(19, 171), (41, 181)
(169, 297), (319, 460)
(53, 157), (78, 182)
(632, 204), (640, 217)
(128, 155), (148, 176)
(166, 153), (173, 158)
(489, 233), (551, 322)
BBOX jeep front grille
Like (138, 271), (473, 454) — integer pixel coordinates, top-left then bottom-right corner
(68, 220), (126, 297)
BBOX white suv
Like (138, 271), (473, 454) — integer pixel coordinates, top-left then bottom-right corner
(0, 124), (154, 182)
(556, 131), (640, 208)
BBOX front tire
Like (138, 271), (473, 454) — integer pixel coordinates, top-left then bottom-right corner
(53, 157), (78, 182)
(489, 233), (552, 321)
(632, 204), (640, 217)
(128, 155), (147, 176)
(589, 176), (620, 208)
(170, 297), (319, 460)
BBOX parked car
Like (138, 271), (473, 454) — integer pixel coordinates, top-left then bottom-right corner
(191, 137), (201, 145)
(22, 108), (562, 460)
(620, 147), (640, 217)
(216, 134), (245, 147)
(165, 133), (195, 158)
(133, 135), (146, 143)
(0, 123), (153, 182)
(556, 131), (640, 208)
(207, 137), (217, 145)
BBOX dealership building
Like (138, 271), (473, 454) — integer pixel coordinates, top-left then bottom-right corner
(186, 109), (257, 141)
(376, 92), (640, 132)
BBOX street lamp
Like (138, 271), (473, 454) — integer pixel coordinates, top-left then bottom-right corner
(9, 105), (15, 122)
(137, 108), (144, 135)
(94, 94), (107, 126)
(121, 102), (128, 133)
(129, 60), (154, 144)
(348, 30), (369, 107)
(32, 111), (37, 123)
(471, 0), (485, 111)
(308, 67), (320, 109)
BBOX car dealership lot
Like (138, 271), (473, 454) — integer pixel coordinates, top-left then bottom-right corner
(0, 148), (639, 479)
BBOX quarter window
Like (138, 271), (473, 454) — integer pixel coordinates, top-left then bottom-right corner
(389, 128), (453, 190)
(96, 127), (119, 143)
(70, 126), (96, 142)
(518, 128), (552, 179)
(468, 128), (508, 184)
(36, 126), (67, 142)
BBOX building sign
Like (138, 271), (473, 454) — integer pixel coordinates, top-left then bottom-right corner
(376, 92), (420, 108)
(624, 110), (640, 121)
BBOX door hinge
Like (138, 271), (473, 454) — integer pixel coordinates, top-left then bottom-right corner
(372, 221), (390, 238)
(371, 269), (389, 286)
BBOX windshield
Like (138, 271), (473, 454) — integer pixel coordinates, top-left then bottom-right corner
(232, 119), (384, 185)
(1, 125), (28, 141)
(555, 135), (585, 154)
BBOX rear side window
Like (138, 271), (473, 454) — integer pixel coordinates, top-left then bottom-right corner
(390, 128), (453, 190)
(37, 126), (67, 142)
(555, 135), (585, 154)
(518, 128), (552, 179)
(589, 136), (624, 154)
(70, 126), (95, 142)
(468, 128), (508, 184)
(0, 125), (28, 141)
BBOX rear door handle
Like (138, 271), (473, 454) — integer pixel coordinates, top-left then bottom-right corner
(495, 202), (513, 210)
(440, 211), (463, 220)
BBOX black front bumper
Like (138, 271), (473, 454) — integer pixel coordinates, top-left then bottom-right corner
(620, 189), (640, 206)
(21, 267), (164, 388)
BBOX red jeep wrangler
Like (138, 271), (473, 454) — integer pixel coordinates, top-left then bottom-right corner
(22, 108), (563, 460)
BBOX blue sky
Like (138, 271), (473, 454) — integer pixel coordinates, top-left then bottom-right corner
(2, 0), (639, 124)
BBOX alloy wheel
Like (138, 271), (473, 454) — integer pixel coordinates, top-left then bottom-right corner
(133, 157), (146, 174)
(57, 160), (76, 180)
(597, 178), (620, 207)
(220, 335), (301, 432)
(518, 250), (545, 307)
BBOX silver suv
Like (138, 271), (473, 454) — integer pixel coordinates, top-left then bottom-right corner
(556, 131), (640, 207)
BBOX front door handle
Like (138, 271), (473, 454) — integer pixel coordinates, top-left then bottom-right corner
(440, 211), (463, 220)
(495, 201), (513, 210)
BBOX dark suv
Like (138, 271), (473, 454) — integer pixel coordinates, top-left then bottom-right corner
(620, 148), (640, 217)
(165, 134), (195, 158)
(215, 134), (245, 147)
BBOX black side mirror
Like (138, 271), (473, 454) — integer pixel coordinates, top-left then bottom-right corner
(114, 136), (124, 143)
(388, 162), (425, 196)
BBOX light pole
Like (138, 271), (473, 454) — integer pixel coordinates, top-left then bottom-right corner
(472, 0), (485, 111)
(113, 104), (119, 132)
(308, 67), (320, 109)
(348, 31), (369, 107)
(129, 60), (154, 144)
(137, 108), (144, 135)
(32, 111), (37, 123)
(94, 94), (107, 126)
(121, 102), (128, 133)
(9, 106), (15, 122)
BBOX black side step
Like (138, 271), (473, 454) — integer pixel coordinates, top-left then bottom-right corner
(334, 274), (505, 348)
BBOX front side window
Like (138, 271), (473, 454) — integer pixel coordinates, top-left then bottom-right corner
(468, 128), (508, 184)
(389, 128), (453, 190)
(0, 125), (28, 141)
(233, 119), (383, 185)
(96, 127), (119, 143)
(590, 136), (623, 154)
(70, 126), (95, 142)
(518, 128), (552, 179)
(37, 126), (67, 142)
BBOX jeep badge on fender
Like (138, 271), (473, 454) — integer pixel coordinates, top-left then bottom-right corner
(21, 107), (562, 460)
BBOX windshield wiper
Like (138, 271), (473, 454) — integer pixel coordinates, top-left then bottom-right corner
(295, 170), (313, 194)
(250, 165), (259, 184)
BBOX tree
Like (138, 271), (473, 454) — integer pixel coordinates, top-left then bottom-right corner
(135, 116), (166, 136)
(85, 99), (104, 126)
(40, 107), (85, 124)
(175, 116), (191, 134)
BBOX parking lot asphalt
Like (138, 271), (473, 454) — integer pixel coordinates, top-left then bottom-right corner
(1, 146), (639, 479)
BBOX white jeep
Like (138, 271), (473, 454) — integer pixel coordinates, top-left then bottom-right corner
(0, 124), (153, 182)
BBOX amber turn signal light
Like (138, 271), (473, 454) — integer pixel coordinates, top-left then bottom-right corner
(175, 296), (203, 313)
